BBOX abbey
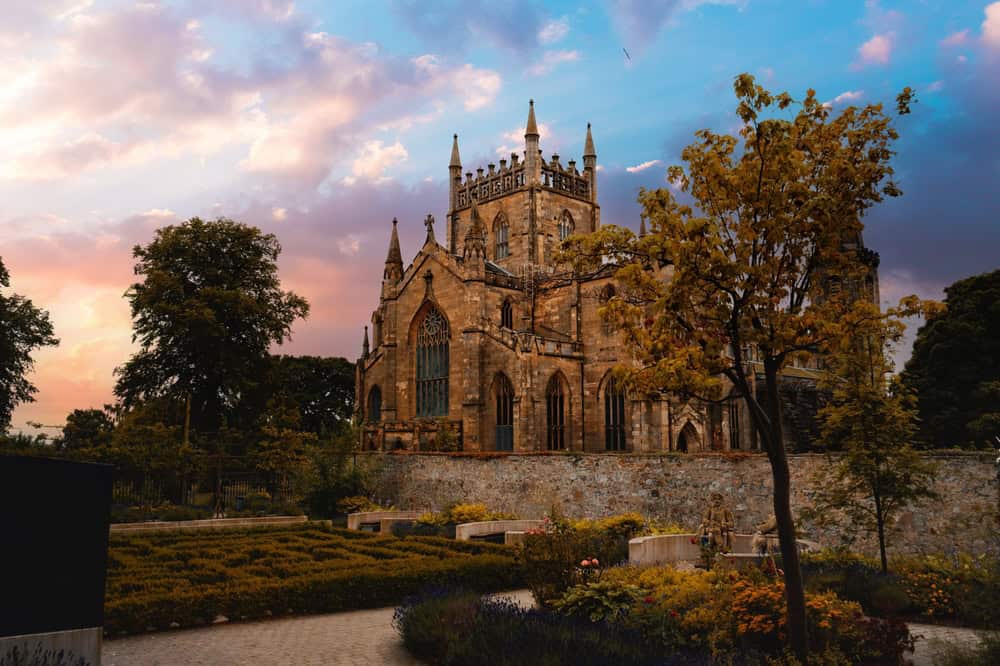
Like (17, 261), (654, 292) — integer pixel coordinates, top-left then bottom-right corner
(355, 102), (822, 453)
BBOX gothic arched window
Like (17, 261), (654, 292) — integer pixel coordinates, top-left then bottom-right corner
(546, 374), (566, 450)
(416, 305), (449, 417)
(494, 214), (510, 259)
(604, 376), (626, 451)
(495, 373), (514, 451)
(367, 385), (381, 422)
(501, 299), (513, 329)
(558, 210), (574, 241)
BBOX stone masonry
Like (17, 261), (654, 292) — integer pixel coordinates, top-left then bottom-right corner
(369, 452), (999, 557)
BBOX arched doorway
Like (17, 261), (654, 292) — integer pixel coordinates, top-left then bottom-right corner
(677, 422), (698, 452)
(494, 373), (514, 451)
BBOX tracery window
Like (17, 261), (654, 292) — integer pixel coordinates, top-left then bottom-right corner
(558, 210), (574, 241)
(367, 385), (381, 422)
(495, 374), (514, 451)
(501, 299), (513, 329)
(604, 376), (626, 451)
(416, 306), (449, 417)
(494, 214), (510, 259)
(546, 375), (566, 450)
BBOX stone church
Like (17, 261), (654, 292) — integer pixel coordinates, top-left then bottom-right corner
(355, 101), (847, 454)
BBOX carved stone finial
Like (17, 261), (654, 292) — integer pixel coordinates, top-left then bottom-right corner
(362, 325), (370, 358)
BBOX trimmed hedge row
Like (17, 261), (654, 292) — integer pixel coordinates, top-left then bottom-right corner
(105, 523), (522, 635)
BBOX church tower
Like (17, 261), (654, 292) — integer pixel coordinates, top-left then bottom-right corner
(446, 100), (601, 273)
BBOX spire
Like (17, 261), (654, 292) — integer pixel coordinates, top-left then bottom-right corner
(583, 122), (596, 158)
(525, 99), (539, 138)
(449, 134), (461, 169)
(362, 325), (370, 358)
(383, 218), (403, 282)
(639, 218), (647, 238)
(385, 218), (402, 265)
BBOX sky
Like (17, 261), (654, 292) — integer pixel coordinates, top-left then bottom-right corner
(2, 0), (998, 431)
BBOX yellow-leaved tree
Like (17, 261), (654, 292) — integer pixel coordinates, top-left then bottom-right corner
(558, 74), (927, 659)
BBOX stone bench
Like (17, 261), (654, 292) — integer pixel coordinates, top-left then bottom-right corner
(454, 520), (544, 542)
(347, 510), (424, 532)
(629, 533), (819, 565)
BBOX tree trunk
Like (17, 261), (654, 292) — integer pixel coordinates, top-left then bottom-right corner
(763, 360), (809, 661)
(875, 493), (888, 574)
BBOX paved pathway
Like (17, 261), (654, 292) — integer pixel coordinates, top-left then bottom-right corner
(102, 590), (534, 666)
(907, 622), (985, 666)
(103, 595), (985, 666)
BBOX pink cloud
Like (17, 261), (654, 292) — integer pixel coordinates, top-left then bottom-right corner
(855, 33), (893, 67)
(940, 29), (969, 47)
(984, 2), (1000, 50)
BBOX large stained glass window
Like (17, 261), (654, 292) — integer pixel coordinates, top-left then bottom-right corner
(416, 306), (449, 417)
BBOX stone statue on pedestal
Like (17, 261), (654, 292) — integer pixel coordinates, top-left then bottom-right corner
(698, 492), (735, 551)
(752, 514), (779, 555)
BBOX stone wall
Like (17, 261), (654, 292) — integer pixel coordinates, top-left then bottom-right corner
(369, 451), (999, 556)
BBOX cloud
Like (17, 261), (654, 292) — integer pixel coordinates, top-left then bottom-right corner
(538, 16), (569, 44)
(0, 4), (501, 187)
(390, 0), (545, 55)
(272, 207), (288, 221)
(352, 140), (409, 180)
(527, 50), (580, 76)
(855, 33), (893, 67)
(495, 122), (554, 157)
(626, 159), (662, 173)
(607, 0), (744, 54)
(940, 29), (969, 47)
(823, 90), (864, 108)
(984, 2), (1000, 50)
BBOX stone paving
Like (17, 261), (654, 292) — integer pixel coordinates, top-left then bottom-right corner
(103, 594), (985, 666)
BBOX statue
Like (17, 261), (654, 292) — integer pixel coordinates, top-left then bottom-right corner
(751, 514), (779, 555)
(698, 492), (735, 551)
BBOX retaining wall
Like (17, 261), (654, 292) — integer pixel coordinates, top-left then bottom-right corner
(369, 452), (998, 556)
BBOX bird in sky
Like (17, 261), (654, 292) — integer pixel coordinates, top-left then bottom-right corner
(623, 47), (632, 61)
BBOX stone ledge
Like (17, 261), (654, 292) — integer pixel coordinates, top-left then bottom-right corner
(110, 515), (309, 532)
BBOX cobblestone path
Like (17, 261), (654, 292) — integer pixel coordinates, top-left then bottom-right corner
(102, 594), (983, 666)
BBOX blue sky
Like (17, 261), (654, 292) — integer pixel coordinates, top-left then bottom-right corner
(1, 0), (998, 427)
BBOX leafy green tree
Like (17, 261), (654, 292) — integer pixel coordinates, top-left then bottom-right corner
(0, 257), (59, 431)
(60, 407), (114, 451)
(114, 218), (309, 433)
(245, 355), (355, 437)
(810, 300), (939, 573)
(559, 74), (915, 659)
(250, 397), (318, 495)
(902, 269), (1000, 449)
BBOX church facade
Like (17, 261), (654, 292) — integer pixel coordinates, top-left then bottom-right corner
(355, 102), (828, 454)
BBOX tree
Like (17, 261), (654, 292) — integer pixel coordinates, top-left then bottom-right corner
(559, 75), (915, 659)
(114, 218), (309, 433)
(902, 269), (1000, 449)
(0, 257), (59, 431)
(250, 396), (318, 495)
(60, 407), (114, 451)
(810, 300), (939, 573)
(248, 355), (355, 437)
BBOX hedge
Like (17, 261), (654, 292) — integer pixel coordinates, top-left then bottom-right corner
(104, 523), (522, 635)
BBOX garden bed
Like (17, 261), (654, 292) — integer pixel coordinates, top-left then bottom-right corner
(104, 522), (522, 635)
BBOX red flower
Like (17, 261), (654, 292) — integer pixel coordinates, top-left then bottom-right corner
(643, 596), (655, 604)
(669, 610), (679, 618)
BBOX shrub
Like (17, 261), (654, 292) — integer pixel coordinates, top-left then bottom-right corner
(393, 588), (710, 666)
(335, 495), (384, 515)
(552, 580), (642, 622)
(520, 525), (628, 606)
(103, 523), (523, 635)
(417, 503), (516, 527)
